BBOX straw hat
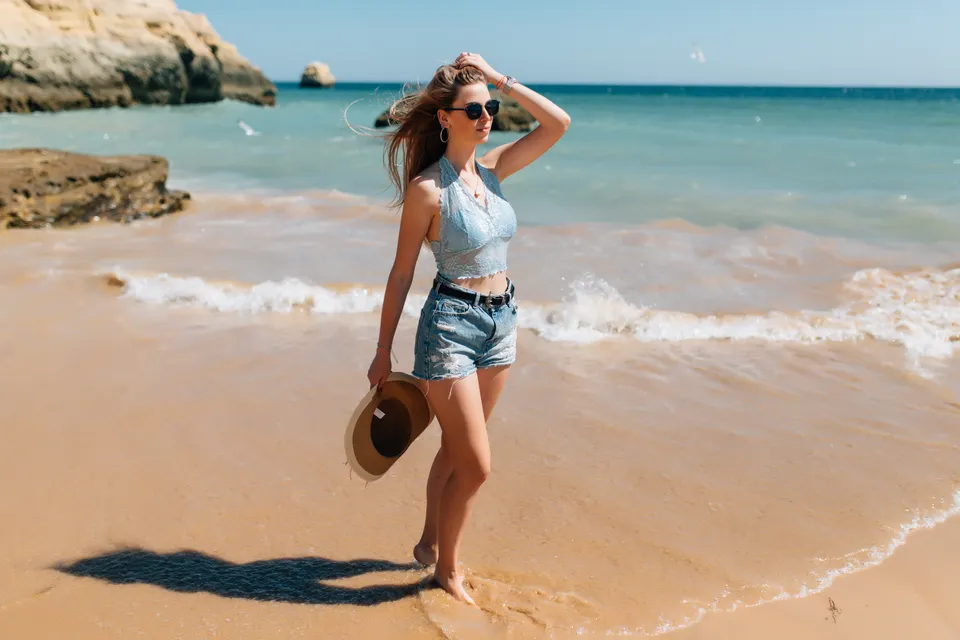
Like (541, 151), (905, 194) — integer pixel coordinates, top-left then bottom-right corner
(344, 372), (435, 482)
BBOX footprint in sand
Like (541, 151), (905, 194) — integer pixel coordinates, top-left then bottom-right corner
(419, 571), (600, 639)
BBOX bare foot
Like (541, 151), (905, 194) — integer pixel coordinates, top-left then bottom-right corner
(413, 541), (437, 567)
(434, 567), (476, 605)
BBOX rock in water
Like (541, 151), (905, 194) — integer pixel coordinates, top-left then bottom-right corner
(0, 0), (276, 113)
(374, 109), (399, 128)
(299, 62), (336, 88)
(489, 90), (536, 132)
(0, 149), (191, 229)
(372, 90), (535, 132)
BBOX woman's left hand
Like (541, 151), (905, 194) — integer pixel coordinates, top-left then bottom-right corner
(455, 52), (500, 85)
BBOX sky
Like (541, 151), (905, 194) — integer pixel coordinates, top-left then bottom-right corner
(179, 0), (960, 87)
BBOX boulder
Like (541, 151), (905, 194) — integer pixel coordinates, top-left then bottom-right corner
(373, 90), (534, 132)
(0, 149), (190, 229)
(489, 91), (536, 132)
(0, 0), (276, 114)
(374, 109), (399, 128)
(299, 62), (335, 88)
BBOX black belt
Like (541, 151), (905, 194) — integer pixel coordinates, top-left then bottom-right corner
(433, 276), (515, 308)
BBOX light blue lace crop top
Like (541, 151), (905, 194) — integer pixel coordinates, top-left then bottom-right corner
(430, 155), (517, 280)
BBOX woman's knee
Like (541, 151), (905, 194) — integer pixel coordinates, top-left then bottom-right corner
(456, 454), (491, 489)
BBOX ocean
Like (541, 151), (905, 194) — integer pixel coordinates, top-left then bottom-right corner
(1, 83), (959, 639)
(4, 83), (960, 241)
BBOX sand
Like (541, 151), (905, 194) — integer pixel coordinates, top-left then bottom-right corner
(2, 200), (959, 639)
(672, 517), (960, 640)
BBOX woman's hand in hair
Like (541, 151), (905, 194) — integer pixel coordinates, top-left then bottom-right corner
(454, 52), (500, 85)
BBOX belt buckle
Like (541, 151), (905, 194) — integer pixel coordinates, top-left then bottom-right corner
(483, 296), (494, 310)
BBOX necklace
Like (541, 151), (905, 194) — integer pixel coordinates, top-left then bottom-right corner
(470, 172), (483, 199)
(443, 156), (484, 200)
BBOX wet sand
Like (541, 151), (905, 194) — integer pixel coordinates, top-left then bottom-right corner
(1, 197), (959, 638)
(673, 516), (960, 640)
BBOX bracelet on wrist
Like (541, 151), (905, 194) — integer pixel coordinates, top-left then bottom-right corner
(377, 342), (398, 364)
(495, 75), (517, 95)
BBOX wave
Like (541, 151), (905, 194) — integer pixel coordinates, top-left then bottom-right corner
(103, 271), (426, 316)
(650, 488), (960, 635)
(104, 266), (959, 367)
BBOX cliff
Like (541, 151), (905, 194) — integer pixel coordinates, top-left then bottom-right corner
(0, 0), (276, 113)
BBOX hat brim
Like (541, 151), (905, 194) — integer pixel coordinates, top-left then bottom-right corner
(344, 372), (435, 482)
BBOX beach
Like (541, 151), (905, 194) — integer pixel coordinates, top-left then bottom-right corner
(673, 517), (960, 640)
(1, 83), (959, 638)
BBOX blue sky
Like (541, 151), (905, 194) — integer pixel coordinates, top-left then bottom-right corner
(180, 0), (959, 86)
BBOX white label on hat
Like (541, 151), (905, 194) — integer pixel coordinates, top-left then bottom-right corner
(373, 408), (385, 419)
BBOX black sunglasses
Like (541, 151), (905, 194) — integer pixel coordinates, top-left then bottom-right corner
(445, 99), (500, 120)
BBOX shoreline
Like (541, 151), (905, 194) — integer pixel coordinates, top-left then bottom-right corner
(670, 512), (960, 639)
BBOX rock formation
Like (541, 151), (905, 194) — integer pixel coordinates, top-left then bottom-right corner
(0, 0), (276, 113)
(299, 62), (335, 88)
(489, 91), (536, 132)
(0, 149), (190, 229)
(374, 109), (399, 128)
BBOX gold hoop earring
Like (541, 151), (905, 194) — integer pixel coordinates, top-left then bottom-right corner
(440, 127), (449, 143)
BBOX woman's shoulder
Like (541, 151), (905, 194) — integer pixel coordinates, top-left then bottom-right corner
(407, 162), (443, 196)
(416, 160), (442, 182)
(476, 158), (499, 180)
(475, 158), (505, 196)
(410, 163), (442, 196)
(404, 163), (443, 213)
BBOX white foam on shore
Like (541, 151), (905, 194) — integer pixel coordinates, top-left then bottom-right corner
(106, 269), (428, 317)
(522, 267), (959, 373)
(105, 266), (959, 370)
(641, 489), (960, 636)
(789, 489), (960, 598)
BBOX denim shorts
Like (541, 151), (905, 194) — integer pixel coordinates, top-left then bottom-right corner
(412, 277), (519, 382)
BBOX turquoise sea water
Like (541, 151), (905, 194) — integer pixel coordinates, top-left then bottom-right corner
(2, 83), (959, 243)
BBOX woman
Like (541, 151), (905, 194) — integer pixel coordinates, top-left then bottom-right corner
(366, 52), (570, 604)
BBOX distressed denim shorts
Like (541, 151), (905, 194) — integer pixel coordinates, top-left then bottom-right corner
(412, 276), (519, 382)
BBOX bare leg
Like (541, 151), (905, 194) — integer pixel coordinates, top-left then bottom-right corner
(413, 445), (451, 566)
(476, 365), (511, 421)
(415, 365), (510, 567)
(416, 366), (512, 604)
(418, 373), (487, 604)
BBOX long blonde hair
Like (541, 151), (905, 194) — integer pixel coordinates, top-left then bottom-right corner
(382, 64), (487, 208)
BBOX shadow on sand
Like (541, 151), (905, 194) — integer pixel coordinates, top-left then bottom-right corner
(54, 547), (434, 606)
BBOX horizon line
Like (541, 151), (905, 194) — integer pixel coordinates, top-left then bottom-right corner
(271, 80), (960, 90)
